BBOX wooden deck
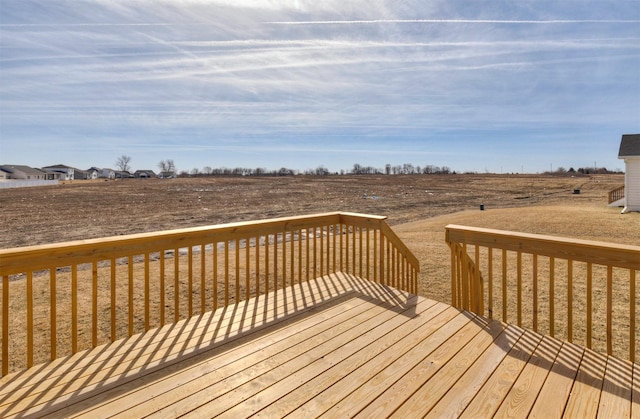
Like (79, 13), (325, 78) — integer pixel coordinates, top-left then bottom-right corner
(1, 273), (638, 418)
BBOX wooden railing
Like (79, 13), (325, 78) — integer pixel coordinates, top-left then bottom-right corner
(0, 212), (419, 376)
(446, 224), (640, 362)
(608, 185), (625, 204)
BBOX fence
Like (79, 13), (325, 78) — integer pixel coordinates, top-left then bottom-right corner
(0, 180), (59, 189)
(446, 224), (640, 362)
(608, 185), (625, 204)
(0, 212), (419, 376)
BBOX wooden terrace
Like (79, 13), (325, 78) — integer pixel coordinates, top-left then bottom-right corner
(1, 213), (638, 417)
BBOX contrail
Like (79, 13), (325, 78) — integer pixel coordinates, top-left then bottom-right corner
(267, 19), (640, 25)
(0, 23), (176, 27)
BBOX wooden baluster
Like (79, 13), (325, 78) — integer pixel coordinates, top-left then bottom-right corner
(378, 230), (384, 284)
(72, 265), (78, 353)
(502, 249), (507, 322)
(366, 228), (370, 281)
(50, 268), (56, 361)
(313, 227), (317, 279)
(607, 265), (613, 356)
(159, 252), (165, 327)
(399, 249), (402, 290)
(461, 244), (469, 312)
(111, 258), (117, 339)
(2, 274), (9, 376)
(298, 230), (302, 284)
(265, 235), (270, 294)
(319, 227), (324, 278)
(332, 225), (337, 274)
(247, 238), (252, 300)
(344, 225), (348, 274)
(201, 244), (206, 312)
(174, 249), (179, 322)
(236, 239), (240, 303)
(305, 229), (310, 282)
(253, 236), (260, 297)
(374, 229), (378, 283)
(188, 246), (193, 317)
(213, 243), (218, 311)
(256, 237), (261, 293)
(352, 226), (356, 276)
(567, 259), (573, 342)
(549, 257), (555, 337)
(586, 262), (592, 349)
(224, 241), (229, 306)
(290, 232), (295, 284)
(395, 249), (399, 289)
(92, 261), (98, 347)
(145, 253), (150, 331)
(532, 254), (538, 332)
(386, 237), (391, 287)
(516, 252), (522, 327)
(488, 248), (493, 320)
(27, 271), (33, 367)
(273, 234), (278, 290)
(630, 269), (636, 362)
(450, 244), (456, 306)
(400, 257), (404, 292)
(476, 245), (483, 316)
(129, 255), (134, 336)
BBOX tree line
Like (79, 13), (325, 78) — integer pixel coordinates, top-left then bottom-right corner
(182, 163), (454, 177)
(114, 155), (456, 177)
(116, 154), (618, 178)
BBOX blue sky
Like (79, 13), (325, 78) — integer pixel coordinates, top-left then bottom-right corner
(1, 0), (639, 174)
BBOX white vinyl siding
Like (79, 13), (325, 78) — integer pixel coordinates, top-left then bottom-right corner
(625, 157), (640, 211)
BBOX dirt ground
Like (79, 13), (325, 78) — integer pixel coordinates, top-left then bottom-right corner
(0, 173), (624, 249)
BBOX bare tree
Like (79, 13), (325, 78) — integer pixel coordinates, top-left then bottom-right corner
(158, 159), (176, 175)
(115, 155), (132, 172)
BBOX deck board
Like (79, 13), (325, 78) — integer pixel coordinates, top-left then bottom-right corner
(527, 340), (583, 418)
(0, 272), (637, 418)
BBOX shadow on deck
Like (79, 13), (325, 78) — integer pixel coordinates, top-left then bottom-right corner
(1, 273), (638, 418)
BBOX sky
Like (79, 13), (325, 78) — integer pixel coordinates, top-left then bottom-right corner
(1, 0), (639, 174)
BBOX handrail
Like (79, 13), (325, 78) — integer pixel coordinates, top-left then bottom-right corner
(0, 212), (419, 376)
(608, 185), (625, 204)
(446, 224), (639, 362)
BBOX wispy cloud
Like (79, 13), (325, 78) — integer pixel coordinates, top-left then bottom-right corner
(267, 18), (640, 25)
(1, 0), (638, 172)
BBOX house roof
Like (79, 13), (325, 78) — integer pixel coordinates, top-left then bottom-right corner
(618, 134), (640, 158)
(0, 165), (46, 176)
(42, 164), (74, 169)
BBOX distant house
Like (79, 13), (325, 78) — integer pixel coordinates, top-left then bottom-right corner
(134, 170), (156, 179)
(114, 171), (133, 179)
(73, 169), (91, 180)
(98, 168), (116, 179)
(157, 171), (175, 179)
(618, 134), (640, 213)
(0, 165), (47, 180)
(42, 164), (76, 181)
(85, 168), (99, 180)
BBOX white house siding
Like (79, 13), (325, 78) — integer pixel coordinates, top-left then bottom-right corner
(624, 157), (640, 212)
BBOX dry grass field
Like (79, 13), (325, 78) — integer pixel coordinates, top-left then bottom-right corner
(0, 173), (625, 248)
(1, 173), (639, 370)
